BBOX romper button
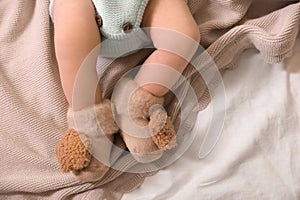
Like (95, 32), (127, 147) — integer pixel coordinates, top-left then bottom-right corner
(96, 15), (102, 27)
(122, 22), (133, 32)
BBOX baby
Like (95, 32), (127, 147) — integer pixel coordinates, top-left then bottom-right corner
(51, 0), (200, 182)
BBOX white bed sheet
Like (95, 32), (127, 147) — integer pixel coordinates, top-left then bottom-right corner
(122, 36), (300, 200)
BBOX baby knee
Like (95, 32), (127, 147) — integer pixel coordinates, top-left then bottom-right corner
(187, 25), (201, 44)
(151, 27), (200, 61)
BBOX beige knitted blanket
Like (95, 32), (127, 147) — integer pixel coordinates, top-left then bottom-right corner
(0, 0), (299, 199)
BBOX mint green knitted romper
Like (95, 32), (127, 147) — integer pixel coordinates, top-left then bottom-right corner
(93, 0), (150, 39)
(93, 0), (152, 57)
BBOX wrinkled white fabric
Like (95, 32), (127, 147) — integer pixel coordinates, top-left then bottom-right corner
(123, 36), (300, 200)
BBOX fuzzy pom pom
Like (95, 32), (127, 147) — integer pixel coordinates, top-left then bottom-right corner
(55, 129), (91, 172)
(149, 109), (177, 150)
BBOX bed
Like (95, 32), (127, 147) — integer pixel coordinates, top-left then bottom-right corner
(122, 36), (300, 200)
(0, 0), (299, 199)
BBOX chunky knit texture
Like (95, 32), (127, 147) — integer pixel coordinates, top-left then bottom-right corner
(1, 0), (300, 199)
(93, 0), (150, 39)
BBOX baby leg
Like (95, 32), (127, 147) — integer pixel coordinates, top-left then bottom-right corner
(52, 0), (118, 182)
(114, 0), (199, 163)
(136, 0), (200, 96)
(53, 0), (101, 110)
(116, 0), (199, 162)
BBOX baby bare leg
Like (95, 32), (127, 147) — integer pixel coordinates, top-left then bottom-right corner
(53, 0), (101, 111)
(52, 0), (117, 182)
(136, 0), (200, 96)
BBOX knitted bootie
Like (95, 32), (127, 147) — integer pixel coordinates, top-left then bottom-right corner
(112, 79), (176, 163)
(55, 99), (119, 182)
